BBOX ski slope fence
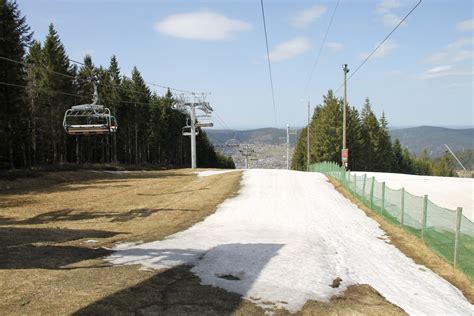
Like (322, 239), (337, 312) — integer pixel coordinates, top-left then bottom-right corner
(310, 162), (474, 280)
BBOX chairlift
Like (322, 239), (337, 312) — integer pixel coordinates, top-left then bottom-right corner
(63, 78), (118, 135)
(225, 133), (240, 147)
(182, 126), (199, 136)
(195, 114), (213, 128)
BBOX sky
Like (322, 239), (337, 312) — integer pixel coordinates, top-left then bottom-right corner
(18, 0), (474, 129)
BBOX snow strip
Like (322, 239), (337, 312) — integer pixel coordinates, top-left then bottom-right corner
(196, 170), (237, 177)
(108, 170), (473, 314)
(354, 171), (474, 222)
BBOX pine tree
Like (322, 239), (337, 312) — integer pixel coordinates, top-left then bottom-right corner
(25, 40), (43, 166)
(391, 138), (404, 173)
(432, 152), (455, 177)
(360, 98), (380, 171)
(377, 112), (393, 171)
(346, 107), (364, 170)
(312, 90), (343, 163)
(291, 126), (307, 170)
(0, 0), (32, 168)
(40, 23), (75, 163)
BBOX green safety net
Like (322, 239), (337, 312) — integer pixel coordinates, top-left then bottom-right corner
(310, 162), (474, 280)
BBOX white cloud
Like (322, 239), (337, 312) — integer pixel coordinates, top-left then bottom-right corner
(376, 0), (402, 14)
(375, 0), (406, 28)
(324, 42), (344, 52)
(451, 50), (474, 63)
(444, 81), (474, 88)
(382, 13), (404, 27)
(269, 36), (312, 62)
(359, 39), (397, 59)
(290, 5), (327, 28)
(423, 37), (473, 65)
(424, 51), (449, 64)
(456, 18), (474, 32)
(154, 10), (251, 41)
(447, 37), (473, 50)
(426, 65), (452, 74)
(419, 65), (474, 80)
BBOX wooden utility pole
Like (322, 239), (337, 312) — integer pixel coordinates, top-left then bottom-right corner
(342, 64), (349, 168)
(307, 101), (310, 171)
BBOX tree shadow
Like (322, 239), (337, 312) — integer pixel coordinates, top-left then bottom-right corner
(0, 226), (121, 269)
(0, 208), (199, 225)
(136, 187), (208, 197)
(0, 171), (192, 196)
(75, 243), (283, 315)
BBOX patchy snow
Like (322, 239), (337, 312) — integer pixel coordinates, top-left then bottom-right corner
(108, 170), (473, 314)
(196, 170), (238, 177)
(102, 170), (135, 174)
(353, 171), (474, 221)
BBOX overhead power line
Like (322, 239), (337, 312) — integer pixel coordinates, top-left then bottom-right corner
(260, 0), (278, 127)
(336, 0), (423, 92)
(304, 0), (341, 95)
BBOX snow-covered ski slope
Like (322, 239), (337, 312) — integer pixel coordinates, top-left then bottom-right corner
(108, 170), (473, 314)
(354, 172), (474, 221)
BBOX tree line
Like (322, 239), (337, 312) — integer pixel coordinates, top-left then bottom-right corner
(0, 1), (234, 170)
(292, 90), (455, 177)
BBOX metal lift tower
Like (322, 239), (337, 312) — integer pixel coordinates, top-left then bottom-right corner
(174, 94), (213, 169)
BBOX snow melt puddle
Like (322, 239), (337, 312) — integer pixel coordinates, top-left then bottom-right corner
(108, 170), (473, 314)
(195, 170), (238, 177)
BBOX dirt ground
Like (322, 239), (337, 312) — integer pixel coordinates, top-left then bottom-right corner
(1, 168), (405, 315)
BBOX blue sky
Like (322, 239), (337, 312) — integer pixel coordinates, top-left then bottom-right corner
(19, 0), (473, 129)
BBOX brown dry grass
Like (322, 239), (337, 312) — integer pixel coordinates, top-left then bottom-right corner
(328, 177), (474, 303)
(0, 168), (411, 315)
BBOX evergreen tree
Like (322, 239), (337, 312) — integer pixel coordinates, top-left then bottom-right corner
(432, 152), (455, 177)
(0, 0), (32, 168)
(25, 40), (42, 166)
(40, 23), (75, 163)
(391, 138), (404, 173)
(312, 90), (343, 163)
(360, 98), (380, 171)
(346, 107), (364, 170)
(376, 112), (393, 171)
(0, 10), (234, 170)
(291, 126), (307, 170)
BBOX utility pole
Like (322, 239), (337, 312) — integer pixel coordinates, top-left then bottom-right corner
(342, 64), (350, 168)
(307, 101), (310, 171)
(287, 124), (290, 170)
(286, 124), (297, 170)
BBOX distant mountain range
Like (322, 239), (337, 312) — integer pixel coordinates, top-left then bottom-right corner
(389, 126), (474, 157)
(206, 126), (473, 157)
(206, 128), (298, 146)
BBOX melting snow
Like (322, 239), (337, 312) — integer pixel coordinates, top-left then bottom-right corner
(108, 170), (473, 314)
(354, 171), (474, 221)
(196, 170), (238, 177)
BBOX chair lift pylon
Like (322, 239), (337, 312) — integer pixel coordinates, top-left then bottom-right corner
(63, 77), (118, 135)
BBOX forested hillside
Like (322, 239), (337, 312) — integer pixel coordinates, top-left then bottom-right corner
(0, 2), (233, 170)
(292, 90), (456, 177)
(390, 126), (474, 157)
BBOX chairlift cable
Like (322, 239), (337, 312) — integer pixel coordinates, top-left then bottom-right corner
(260, 0), (278, 127)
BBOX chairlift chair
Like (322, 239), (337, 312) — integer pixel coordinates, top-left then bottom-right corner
(182, 125), (199, 136)
(63, 78), (118, 135)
